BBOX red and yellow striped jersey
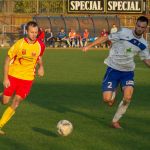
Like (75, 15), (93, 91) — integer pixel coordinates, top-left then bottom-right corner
(8, 38), (45, 80)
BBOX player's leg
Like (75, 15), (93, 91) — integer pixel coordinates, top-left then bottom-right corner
(0, 95), (24, 134)
(0, 75), (16, 104)
(1, 95), (11, 105)
(103, 90), (117, 106)
(72, 38), (76, 47)
(112, 86), (133, 128)
(0, 79), (15, 105)
(102, 67), (119, 106)
(84, 39), (88, 46)
(80, 39), (83, 47)
(66, 38), (71, 47)
(0, 76), (16, 134)
(112, 71), (134, 128)
(0, 95), (14, 135)
(0, 95), (12, 135)
(0, 78), (32, 135)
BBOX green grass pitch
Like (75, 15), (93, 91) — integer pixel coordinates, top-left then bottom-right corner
(0, 48), (150, 150)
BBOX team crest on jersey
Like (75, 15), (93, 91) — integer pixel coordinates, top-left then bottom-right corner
(32, 52), (36, 57)
(22, 49), (26, 55)
(126, 48), (132, 53)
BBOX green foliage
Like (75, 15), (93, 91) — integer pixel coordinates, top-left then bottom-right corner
(14, 0), (36, 13)
(13, 0), (65, 13)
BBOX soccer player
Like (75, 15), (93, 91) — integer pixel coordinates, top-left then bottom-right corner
(82, 16), (150, 128)
(0, 21), (45, 135)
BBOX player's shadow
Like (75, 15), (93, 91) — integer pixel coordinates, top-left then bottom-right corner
(32, 127), (58, 137)
(0, 136), (29, 150)
(29, 83), (113, 127)
(29, 82), (150, 129)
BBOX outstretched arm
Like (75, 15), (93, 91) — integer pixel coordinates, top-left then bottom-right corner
(143, 59), (150, 67)
(82, 36), (109, 52)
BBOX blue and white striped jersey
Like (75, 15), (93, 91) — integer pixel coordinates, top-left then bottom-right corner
(104, 28), (150, 71)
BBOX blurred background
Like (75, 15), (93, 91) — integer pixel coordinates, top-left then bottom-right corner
(0, 0), (149, 48)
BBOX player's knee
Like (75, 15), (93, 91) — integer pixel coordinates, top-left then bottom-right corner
(124, 95), (132, 101)
(11, 100), (20, 109)
(124, 95), (132, 102)
(103, 96), (111, 103)
(1, 97), (10, 105)
(1, 100), (9, 105)
(11, 96), (23, 109)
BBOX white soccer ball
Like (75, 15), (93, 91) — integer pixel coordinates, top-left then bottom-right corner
(57, 120), (73, 136)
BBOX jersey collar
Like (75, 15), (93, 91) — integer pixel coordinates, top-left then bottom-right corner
(24, 37), (37, 44)
(132, 30), (142, 39)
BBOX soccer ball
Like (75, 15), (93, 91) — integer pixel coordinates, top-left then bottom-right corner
(57, 120), (73, 136)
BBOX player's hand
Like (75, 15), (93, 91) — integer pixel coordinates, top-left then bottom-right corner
(3, 78), (10, 88)
(38, 66), (44, 77)
(82, 46), (89, 52)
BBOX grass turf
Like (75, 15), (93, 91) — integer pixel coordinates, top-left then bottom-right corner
(0, 48), (150, 150)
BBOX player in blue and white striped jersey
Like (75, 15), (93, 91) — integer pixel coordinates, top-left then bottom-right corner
(82, 16), (150, 129)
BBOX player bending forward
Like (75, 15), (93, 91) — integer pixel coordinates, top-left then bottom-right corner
(0, 21), (45, 135)
(83, 16), (150, 128)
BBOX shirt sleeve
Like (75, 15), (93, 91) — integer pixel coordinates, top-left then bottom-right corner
(38, 40), (45, 56)
(8, 40), (21, 59)
(139, 47), (150, 60)
(108, 28), (123, 43)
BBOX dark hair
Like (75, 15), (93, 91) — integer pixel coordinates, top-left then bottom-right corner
(137, 16), (148, 25)
(26, 21), (38, 31)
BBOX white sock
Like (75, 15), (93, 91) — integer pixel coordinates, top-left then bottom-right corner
(112, 99), (130, 123)
(111, 91), (116, 101)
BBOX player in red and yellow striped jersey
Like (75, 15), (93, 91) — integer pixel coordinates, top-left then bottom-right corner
(0, 21), (45, 135)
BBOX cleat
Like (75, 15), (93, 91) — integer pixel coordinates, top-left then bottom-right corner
(112, 122), (122, 129)
(0, 129), (5, 135)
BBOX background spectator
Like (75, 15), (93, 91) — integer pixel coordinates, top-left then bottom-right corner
(110, 24), (118, 33)
(57, 28), (67, 47)
(38, 27), (45, 42)
(75, 32), (82, 48)
(45, 28), (55, 47)
(68, 29), (76, 47)
(100, 28), (109, 48)
(81, 28), (89, 47)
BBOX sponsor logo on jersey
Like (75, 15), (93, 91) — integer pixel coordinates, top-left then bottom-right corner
(32, 52), (36, 57)
(22, 49), (26, 55)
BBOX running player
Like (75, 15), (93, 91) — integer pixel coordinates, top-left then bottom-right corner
(0, 21), (45, 135)
(82, 16), (150, 128)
